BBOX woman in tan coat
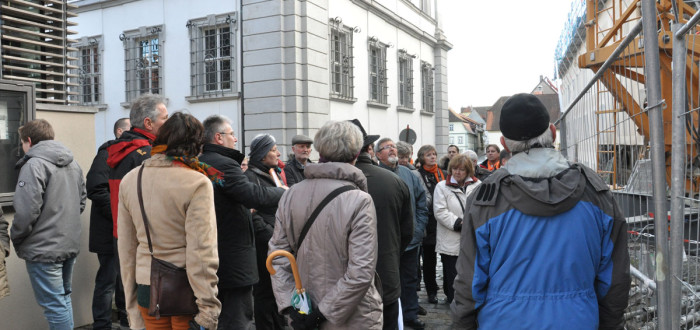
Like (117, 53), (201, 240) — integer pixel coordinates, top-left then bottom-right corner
(118, 112), (222, 330)
(269, 121), (383, 330)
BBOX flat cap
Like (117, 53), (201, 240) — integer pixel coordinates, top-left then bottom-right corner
(291, 134), (313, 145)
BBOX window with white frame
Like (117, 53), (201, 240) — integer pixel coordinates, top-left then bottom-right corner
(420, 0), (432, 16)
(398, 50), (414, 109)
(449, 136), (454, 144)
(449, 123), (454, 131)
(74, 36), (103, 105)
(329, 21), (354, 100)
(421, 61), (434, 112)
(122, 26), (164, 103)
(458, 136), (463, 145)
(368, 38), (388, 105)
(188, 13), (237, 100)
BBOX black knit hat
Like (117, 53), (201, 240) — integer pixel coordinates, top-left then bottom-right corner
(499, 93), (550, 141)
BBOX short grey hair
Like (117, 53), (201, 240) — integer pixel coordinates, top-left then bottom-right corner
(314, 121), (363, 162)
(130, 94), (166, 129)
(502, 125), (554, 153)
(203, 115), (232, 143)
(396, 141), (413, 158)
(464, 150), (478, 161)
(375, 137), (393, 151)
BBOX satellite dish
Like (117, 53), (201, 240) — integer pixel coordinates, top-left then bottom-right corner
(399, 127), (417, 145)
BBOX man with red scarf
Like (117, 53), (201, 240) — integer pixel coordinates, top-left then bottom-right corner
(106, 94), (169, 328)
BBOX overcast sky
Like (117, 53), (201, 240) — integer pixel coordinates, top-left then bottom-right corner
(441, 1), (574, 109)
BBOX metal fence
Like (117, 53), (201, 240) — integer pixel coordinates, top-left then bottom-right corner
(557, 1), (700, 328)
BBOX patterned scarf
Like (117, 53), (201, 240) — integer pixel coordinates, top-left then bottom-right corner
(422, 164), (445, 182)
(151, 145), (224, 187)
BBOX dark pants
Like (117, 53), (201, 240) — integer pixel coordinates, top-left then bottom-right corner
(113, 239), (127, 325)
(400, 247), (420, 321)
(91, 253), (118, 330)
(218, 285), (254, 330)
(421, 244), (438, 295)
(254, 239), (285, 330)
(383, 299), (400, 330)
(441, 254), (458, 303)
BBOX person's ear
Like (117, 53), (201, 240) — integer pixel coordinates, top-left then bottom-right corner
(500, 136), (510, 153)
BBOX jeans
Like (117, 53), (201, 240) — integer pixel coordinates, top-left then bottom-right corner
(92, 253), (118, 330)
(218, 286), (254, 330)
(441, 254), (458, 303)
(400, 247), (420, 321)
(25, 256), (77, 330)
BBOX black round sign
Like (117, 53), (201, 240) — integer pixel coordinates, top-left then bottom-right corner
(399, 128), (417, 144)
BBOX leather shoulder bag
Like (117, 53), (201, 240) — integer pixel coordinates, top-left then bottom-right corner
(137, 165), (198, 319)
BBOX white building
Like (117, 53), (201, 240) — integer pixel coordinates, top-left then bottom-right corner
(448, 107), (484, 154)
(71, 0), (451, 157)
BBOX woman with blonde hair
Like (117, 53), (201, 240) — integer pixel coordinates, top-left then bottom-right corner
(118, 112), (222, 330)
(433, 154), (481, 304)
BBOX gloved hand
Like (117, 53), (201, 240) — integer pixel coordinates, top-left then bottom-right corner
(188, 319), (206, 330)
(453, 218), (463, 231)
(289, 307), (326, 330)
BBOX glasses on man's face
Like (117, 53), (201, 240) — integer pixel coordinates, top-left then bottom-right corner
(219, 131), (235, 136)
(379, 144), (397, 152)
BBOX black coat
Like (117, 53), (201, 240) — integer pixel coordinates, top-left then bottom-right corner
(199, 144), (285, 289)
(355, 153), (414, 303)
(417, 166), (445, 245)
(283, 157), (310, 187)
(86, 141), (115, 254)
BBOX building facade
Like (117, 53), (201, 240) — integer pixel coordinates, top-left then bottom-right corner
(71, 0), (451, 157)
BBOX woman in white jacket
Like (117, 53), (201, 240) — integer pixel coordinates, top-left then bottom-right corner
(433, 154), (481, 303)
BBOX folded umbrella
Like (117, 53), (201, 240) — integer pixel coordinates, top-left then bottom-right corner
(267, 250), (312, 314)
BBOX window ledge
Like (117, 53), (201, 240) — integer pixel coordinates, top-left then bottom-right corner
(397, 106), (414, 113)
(330, 95), (357, 104)
(120, 102), (131, 109)
(420, 110), (435, 116)
(367, 100), (390, 109)
(186, 93), (240, 104)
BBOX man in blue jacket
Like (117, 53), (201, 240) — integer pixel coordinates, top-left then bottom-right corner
(376, 137), (429, 330)
(451, 93), (630, 329)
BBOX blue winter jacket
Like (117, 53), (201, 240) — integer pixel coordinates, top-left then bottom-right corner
(379, 162), (428, 250)
(451, 148), (630, 329)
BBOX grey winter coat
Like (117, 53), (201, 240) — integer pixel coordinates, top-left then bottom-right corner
(269, 162), (383, 329)
(11, 140), (86, 262)
(0, 207), (8, 299)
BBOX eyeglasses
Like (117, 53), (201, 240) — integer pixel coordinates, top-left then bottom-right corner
(378, 144), (397, 152)
(219, 131), (235, 136)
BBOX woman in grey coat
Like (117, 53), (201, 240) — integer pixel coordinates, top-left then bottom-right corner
(269, 121), (383, 330)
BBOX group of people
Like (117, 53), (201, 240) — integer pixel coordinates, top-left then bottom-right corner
(1, 92), (630, 330)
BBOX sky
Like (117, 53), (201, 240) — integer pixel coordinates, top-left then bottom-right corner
(441, 1), (575, 109)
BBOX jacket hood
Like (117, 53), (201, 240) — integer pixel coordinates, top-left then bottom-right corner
(489, 166), (587, 217)
(202, 143), (245, 164)
(304, 162), (368, 192)
(17, 140), (73, 168)
(106, 130), (151, 168)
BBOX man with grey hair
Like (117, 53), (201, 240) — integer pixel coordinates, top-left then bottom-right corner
(106, 93), (168, 329)
(464, 150), (491, 181)
(452, 93), (630, 329)
(376, 137), (428, 329)
(199, 115), (284, 329)
(284, 134), (313, 187)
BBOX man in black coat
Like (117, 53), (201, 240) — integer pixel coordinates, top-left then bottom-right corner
(284, 134), (313, 187)
(350, 119), (414, 330)
(199, 115), (285, 330)
(86, 117), (130, 329)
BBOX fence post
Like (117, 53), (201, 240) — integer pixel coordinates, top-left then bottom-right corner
(670, 22), (687, 330)
(641, 0), (671, 329)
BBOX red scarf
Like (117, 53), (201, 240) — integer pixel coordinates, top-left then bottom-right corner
(133, 127), (156, 142)
(422, 164), (445, 182)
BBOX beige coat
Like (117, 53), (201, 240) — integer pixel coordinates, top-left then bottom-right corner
(118, 154), (220, 329)
(269, 162), (383, 329)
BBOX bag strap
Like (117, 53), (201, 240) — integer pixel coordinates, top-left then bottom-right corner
(295, 185), (356, 253)
(137, 166), (154, 255)
(452, 191), (465, 215)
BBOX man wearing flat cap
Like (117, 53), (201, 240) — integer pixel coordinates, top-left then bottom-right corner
(284, 134), (313, 187)
(451, 93), (630, 329)
(350, 119), (414, 330)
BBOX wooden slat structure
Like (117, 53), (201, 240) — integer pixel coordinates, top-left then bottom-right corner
(1, 0), (79, 104)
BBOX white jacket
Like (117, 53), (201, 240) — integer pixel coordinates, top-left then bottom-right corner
(433, 176), (481, 256)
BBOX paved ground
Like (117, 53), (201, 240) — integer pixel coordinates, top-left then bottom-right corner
(76, 254), (453, 329)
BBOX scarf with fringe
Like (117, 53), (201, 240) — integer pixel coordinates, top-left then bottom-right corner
(151, 145), (224, 187)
